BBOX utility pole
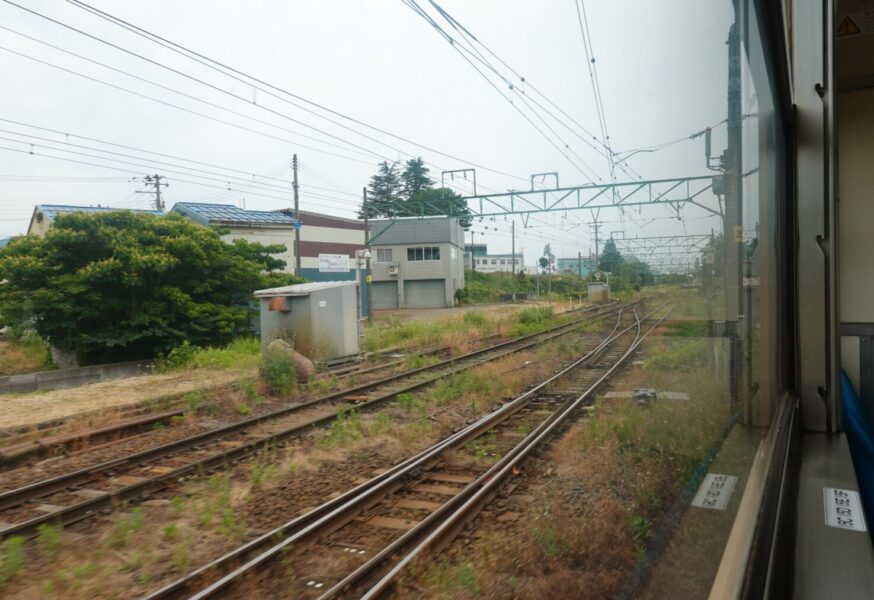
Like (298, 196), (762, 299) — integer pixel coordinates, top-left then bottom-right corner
(136, 174), (168, 211)
(292, 154), (302, 276)
(511, 220), (516, 302)
(723, 17), (743, 415)
(362, 187), (372, 320)
(591, 221), (602, 270)
(470, 230), (476, 272)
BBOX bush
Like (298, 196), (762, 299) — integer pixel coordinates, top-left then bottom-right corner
(259, 349), (297, 396)
(0, 212), (293, 365)
(462, 311), (489, 328)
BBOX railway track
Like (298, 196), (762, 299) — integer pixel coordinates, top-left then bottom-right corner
(143, 299), (672, 599)
(0, 335), (479, 467)
(0, 300), (627, 541)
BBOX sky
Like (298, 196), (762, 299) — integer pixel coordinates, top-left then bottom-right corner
(0, 0), (737, 269)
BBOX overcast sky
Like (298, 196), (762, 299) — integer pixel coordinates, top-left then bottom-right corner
(0, 0), (736, 268)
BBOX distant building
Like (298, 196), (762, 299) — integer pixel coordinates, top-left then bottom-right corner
(0, 237), (12, 249)
(277, 209), (366, 282)
(27, 205), (164, 237)
(172, 202), (300, 274)
(470, 252), (525, 273)
(463, 242), (524, 273)
(369, 217), (465, 309)
(556, 256), (595, 277)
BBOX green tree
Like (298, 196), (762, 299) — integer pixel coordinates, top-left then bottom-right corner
(0, 212), (295, 365)
(406, 188), (472, 228)
(359, 161), (402, 219)
(400, 157), (434, 199)
(598, 238), (624, 275)
(623, 257), (654, 288)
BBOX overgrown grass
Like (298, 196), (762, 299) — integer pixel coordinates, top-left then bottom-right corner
(0, 329), (53, 375)
(508, 306), (555, 337)
(158, 337), (261, 372)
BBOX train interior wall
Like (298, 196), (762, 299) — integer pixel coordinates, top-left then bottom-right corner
(837, 2), (874, 423)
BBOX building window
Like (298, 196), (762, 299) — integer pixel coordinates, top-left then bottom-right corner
(500, 259), (506, 265)
(407, 246), (440, 261)
(376, 248), (393, 262)
(491, 259), (497, 265)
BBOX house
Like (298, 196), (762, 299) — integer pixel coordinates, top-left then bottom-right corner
(369, 217), (465, 309)
(277, 209), (367, 282)
(27, 205), (164, 237)
(171, 202), (300, 274)
(0, 237), (12, 249)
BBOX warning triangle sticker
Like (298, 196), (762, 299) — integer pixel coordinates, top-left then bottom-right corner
(837, 16), (861, 37)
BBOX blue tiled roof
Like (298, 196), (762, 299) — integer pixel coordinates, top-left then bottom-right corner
(37, 204), (164, 223)
(172, 202), (299, 226)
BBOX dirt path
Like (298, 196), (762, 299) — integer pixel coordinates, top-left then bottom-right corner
(0, 367), (254, 430)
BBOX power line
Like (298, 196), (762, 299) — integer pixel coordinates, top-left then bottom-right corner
(0, 46), (380, 167)
(0, 145), (359, 207)
(63, 0), (530, 183)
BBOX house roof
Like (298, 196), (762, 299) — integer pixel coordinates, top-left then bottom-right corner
(35, 204), (164, 223)
(0, 237), (12, 249)
(172, 202), (299, 227)
(254, 280), (356, 298)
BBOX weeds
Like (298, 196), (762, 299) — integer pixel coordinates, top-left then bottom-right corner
(397, 392), (420, 412)
(260, 349), (297, 396)
(320, 407), (363, 448)
(0, 535), (26, 585)
(36, 523), (62, 560)
(109, 507), (146, 549)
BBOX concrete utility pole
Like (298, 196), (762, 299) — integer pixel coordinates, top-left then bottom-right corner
(591, 221), (602, 269)
(136, 174), (167, 211)
(362, 187), (372, 320)
(511, 219), (516, 302)
(723, 18), (743, 413)
(292, 154), (302, 276)
(470, 230), (476, 272)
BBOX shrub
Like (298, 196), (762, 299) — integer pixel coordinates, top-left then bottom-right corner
(259, 349), (297, 396)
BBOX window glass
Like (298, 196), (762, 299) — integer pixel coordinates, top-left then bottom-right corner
(432, 247), (440, 260)
(424, 247), (432, 260)
(416, 248), (424, 260)
(407, 248), (414, 261)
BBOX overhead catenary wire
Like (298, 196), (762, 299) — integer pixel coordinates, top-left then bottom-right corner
(400, 0), (602, 183)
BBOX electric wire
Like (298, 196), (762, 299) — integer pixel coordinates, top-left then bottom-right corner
(63, 0), (530, 183)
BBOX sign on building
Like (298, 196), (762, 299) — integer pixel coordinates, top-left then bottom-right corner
(318, 254), (350, 272)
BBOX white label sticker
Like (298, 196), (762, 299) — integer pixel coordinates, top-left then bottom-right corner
(692, 473), (738, 511)
(823, 487), (868, 532)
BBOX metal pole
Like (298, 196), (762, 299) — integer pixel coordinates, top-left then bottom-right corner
(511, 220), (516, 302)
(292, 154), (302, 276)
(470, 230), (476, 272)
